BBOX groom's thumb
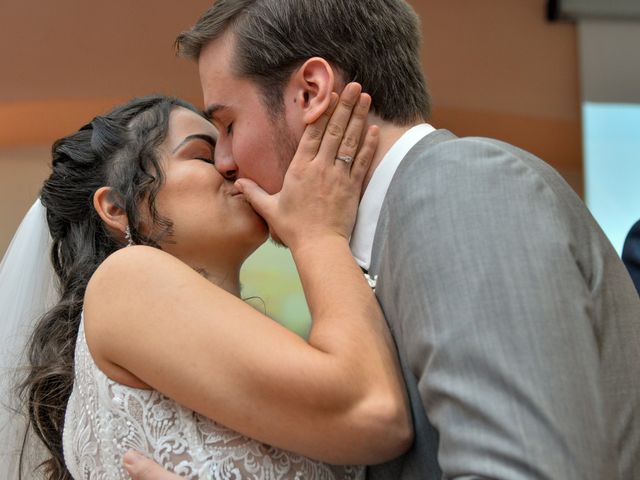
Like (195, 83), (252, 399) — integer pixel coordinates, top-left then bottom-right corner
(235, 179), (275, 220)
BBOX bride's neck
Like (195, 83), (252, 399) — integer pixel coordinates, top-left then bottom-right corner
(193, 263), (242, 297)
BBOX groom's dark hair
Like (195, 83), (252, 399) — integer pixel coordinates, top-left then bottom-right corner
(176, 0), (430, 125)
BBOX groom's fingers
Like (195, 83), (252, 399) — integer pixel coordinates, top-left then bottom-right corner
(123, 451), (182, 480)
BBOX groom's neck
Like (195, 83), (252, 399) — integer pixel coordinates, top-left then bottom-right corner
(361, 116), (423, 193)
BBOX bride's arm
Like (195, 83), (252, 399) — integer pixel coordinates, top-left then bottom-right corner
(84, 85), (412, 465)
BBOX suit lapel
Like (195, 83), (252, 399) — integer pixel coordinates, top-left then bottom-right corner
(366, 129), (457, 480)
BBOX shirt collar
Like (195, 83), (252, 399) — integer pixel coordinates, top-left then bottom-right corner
(350, 123), (435, 270)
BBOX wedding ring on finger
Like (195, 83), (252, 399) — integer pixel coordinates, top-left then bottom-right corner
(335, 155), (354, 165)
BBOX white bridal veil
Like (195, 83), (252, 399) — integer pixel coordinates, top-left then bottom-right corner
(0, 199), (58, 478)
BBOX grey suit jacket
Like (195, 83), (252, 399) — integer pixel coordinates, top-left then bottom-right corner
(367, 131), (640, 479)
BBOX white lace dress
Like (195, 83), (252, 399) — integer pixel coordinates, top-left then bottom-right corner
(62, 319), (365, 480)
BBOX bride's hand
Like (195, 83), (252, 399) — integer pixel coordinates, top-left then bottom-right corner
(123, 451), (181, 479)
(235, 82), (378, 251)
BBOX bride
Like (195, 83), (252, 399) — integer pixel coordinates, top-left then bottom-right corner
(0, 84), (411, 479)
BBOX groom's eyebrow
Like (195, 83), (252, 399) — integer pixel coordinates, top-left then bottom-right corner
(203, 103), (228, 120)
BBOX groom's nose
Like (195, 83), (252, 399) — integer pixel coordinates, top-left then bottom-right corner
(214, 146), (238, 181)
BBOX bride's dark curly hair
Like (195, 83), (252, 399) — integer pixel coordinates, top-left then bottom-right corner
(18, 95), (202, 479)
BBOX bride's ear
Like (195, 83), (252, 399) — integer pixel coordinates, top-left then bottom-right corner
(286, 57), (336, 125)
(93, 187), (128, 241)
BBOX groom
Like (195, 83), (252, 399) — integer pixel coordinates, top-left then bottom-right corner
(126, 0), (640, 478)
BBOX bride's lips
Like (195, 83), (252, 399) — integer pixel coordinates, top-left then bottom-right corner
(226, 185), (242, 196)
(227, 187), (245, 198)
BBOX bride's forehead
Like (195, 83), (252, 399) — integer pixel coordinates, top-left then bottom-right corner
(166, 108), (218, 141)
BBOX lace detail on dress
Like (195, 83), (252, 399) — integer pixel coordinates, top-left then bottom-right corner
(63, 318), (364, 480)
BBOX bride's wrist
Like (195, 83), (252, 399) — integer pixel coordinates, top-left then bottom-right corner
(288, 231), (350, 258)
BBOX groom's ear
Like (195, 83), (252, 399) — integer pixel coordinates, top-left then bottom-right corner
(287, 57), (337, 125)
(93, 187), (129, 241)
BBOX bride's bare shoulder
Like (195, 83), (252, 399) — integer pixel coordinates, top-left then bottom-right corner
(97, 245), (178, 273)
(84, 245), (196, 323)
(88, 246), (186, 290)
(83, 246), (178, 388)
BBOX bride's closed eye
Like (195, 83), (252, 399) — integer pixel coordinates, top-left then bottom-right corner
(193, 147), (215, 164)
(188, 140), (216, 165)
(173, 134), (217, 164)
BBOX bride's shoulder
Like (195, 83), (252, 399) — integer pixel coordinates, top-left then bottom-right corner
(84, 246), (192, 323)
(89, 246), (184, 289)
(83, 246), (197, 374)
(100, 244), (175, 271)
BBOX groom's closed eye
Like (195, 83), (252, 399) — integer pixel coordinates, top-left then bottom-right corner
(203, 105), (233, 137)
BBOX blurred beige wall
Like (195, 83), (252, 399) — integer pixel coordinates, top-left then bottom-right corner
(0, 0), (581, 256)
(417, 0), (581, 188)
(0, 147), (51, 254)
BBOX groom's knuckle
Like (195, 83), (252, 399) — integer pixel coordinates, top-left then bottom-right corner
(292, 170), (304, 181)
(306, 126), (323, 141)
(341, 134), (358, 150)
(326, 122), (343, 138)
(340, 97), (355, 109)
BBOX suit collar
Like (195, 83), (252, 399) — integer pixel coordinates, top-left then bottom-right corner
(350, 123), (435, 270)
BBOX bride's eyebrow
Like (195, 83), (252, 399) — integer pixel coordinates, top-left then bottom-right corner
(172, 134), (217, 154)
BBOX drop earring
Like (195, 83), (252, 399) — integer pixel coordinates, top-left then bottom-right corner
(124, 225), (134, 247)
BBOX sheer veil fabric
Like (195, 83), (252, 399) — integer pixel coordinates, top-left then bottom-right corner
(0, 200), (58, 478)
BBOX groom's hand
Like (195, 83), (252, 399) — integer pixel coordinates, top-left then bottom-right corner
(123, 451), (182, 480)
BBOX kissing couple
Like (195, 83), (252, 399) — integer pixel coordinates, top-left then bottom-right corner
(1, 1), (639, 479)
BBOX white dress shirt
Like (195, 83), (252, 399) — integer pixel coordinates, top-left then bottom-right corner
(350, 123), (435, 271)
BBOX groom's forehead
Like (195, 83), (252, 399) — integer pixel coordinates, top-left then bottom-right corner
(198, 39), (240, 104)
(199, 40), (282, 117)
